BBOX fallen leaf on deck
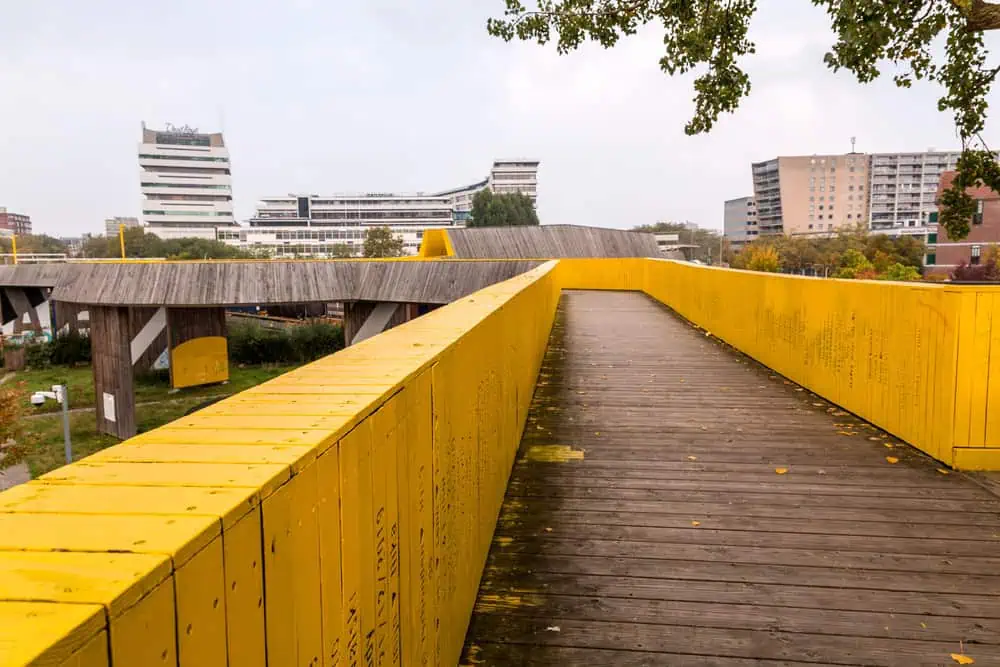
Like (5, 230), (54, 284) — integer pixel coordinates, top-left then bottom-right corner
(700, 426), (708, 431)
(691, 521), (701, 527)
(937, 468), (950, 475)
(950, 655), (974, 665)
(775, 468), (789, 475)
(687, 456), (698, 461)
(813, 403), (824, 407)
(884, 443), (895, 449)
(886, 456), (899, 464)
(545, 626), (561, 632)
(577, 391), (587, 395)
(921, 622), (927, 629)
(544, 527), (553, 533)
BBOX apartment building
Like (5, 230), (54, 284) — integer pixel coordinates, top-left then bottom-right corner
(104, 216), (141, 237)
(751, 154), (870, 236)
(723, 196), (757, 246)
(139, 123), (237, 239)
(233, 159), (540, 257)
(0, 208), (32, 235)
(926, 171), (1000, 272)
(868, 151), (960, 237)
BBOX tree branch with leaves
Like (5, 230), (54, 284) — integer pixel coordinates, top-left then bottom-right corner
(488, 0), (1000, 240)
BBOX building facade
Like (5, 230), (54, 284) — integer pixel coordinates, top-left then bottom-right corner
(927, 171), (1000, 273)
(723, 196), (757, 246)
(751, 154), (870, 237)
(0, 208), (32, 235)
(139, 123), (236, 239)
(868, 151), (960, 237)
(104, 216), (141, 237)
(231, 159), (540, 257)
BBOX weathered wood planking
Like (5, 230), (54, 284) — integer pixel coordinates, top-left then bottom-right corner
(444, 225), (660, 259)
(45, 260), (542, 306)
(89, 306), (136, 439)
(462, 290), (1000, 666)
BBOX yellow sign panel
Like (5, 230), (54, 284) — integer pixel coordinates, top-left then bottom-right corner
(170, 336), (229, 389)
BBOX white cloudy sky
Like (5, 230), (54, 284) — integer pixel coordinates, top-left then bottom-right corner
(2, 0), (998, 236)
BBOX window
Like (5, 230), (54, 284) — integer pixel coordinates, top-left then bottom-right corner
(847, 214), (853, 219)
(974, 199), (985, 225)
(809, 196), (815, 202)
(928, 232), (937, 244)
(808, 224), (814, 229)
(926, 253), (936, 265)
(828, 224), (833, 229)
(828, 215), (834, 220)
(830, 186), (835, 192)
(850, 167), (856, 172)
(972, 245), (982, 265)
(819, 205), (824, 210)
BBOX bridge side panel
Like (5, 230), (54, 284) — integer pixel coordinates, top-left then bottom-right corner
(643, 260), (975, 467)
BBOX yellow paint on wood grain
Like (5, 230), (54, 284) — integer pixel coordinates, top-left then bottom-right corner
(170, 336), (229, 389)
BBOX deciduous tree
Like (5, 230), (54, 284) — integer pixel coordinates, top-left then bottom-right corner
(489, 0), (1000, 240)
(363, 226), (405, 258)
(469, 190), (540, 227)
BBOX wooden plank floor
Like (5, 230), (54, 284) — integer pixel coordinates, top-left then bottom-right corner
(462, 290), (1000, 667)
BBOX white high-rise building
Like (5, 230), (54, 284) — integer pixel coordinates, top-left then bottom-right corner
(231, 159), (540, 257)
(867, 150), (961, 237)
(138, 123), (237, 239)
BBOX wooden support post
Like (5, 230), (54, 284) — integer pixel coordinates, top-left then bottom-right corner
(128, 307), (168, 373)
(343, 301), (426, 346)
(90, 306), (136, 439)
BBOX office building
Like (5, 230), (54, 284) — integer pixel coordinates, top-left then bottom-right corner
(751, 154), (870, 237)
(926, 171), (1000, 273)
(723, 197), (757, 246)
(138, 122), (236, 239)
(105, 216), (141, 237)
(232, 159), (540, 257)
(0, 208), (32, 235)
(867, 151), (960, 237)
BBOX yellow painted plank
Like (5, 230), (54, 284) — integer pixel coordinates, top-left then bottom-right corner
(168, 415), (351, 431)
(110, 577), (178, 666)
(988, 293), (1000, 447)
(130, 426), (335, 448)
(262, 474), (295, 667)
(337, 424), (370, 667)
(0, 601), (105, 667)
(0, 482), (256, 530)
(171, 336), (229, 389)
(222, 507), (266, 667)
(201, 397), (375, 417)
(262, 468), (323, 667)
(370, 399), (402, 667)
(953, 447), (1000, 471)
(0, 550), (169, 618)
(953, 292), (977, 447)
(175, 537), (228, 667)
(355, 421), (378, 667)
(38, 461), (289, 499)
(87, 443), (312, 468)
(58, 628), (109, 667)
(969, 291), (993, 447)
(290, 464), (323, 667)
(396, 373), (435, 667)
(0, 513), (218, 568)
(316, 447), (344, 667)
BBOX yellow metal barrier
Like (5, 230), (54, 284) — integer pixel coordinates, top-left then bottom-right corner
(3, 257), (1000, 665)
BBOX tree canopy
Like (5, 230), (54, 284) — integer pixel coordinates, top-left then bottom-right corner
(80, 228), (258, 260)
(633, 221), (724, 263)
(363, 226), (405, 258)
(731, 225), (926, 279)
(469, 190), (540, 227)
(0, 234), (68, 256)
(489, 0), (1000, 240)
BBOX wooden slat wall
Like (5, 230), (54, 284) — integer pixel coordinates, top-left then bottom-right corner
(445, 226), (661, 259)
(90, 306), (136, 439)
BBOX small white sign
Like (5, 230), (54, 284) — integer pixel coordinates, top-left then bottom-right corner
(103, 392), (116, 423)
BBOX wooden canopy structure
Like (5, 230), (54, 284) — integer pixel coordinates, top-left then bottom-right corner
(419, 225), (661, 259)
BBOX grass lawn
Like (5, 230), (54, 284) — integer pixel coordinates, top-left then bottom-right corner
(8, 363), (298, 478)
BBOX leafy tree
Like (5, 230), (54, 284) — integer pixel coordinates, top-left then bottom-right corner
(489, 0), (1000, 241)
(363, 226), (405, 258)
(744, 245), (781, 273)
(0, 234), (68, 255)
(882, 262), (923, 281)
(951, 243), (1000, 280)
(834, 248), (878, 279)
(80, 228), (255, 260)
(0, 381), (25, 466)
(469, 189), (540, 227)
(329, 243), (356, 258)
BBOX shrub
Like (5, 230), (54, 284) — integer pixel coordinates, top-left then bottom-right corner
(744, 245), (780, 273)
(0, 381), (25, 465)
(24, 341), (52, 369)
(881, 263), (922, 282)
(49, 330), (91, 366)
(228, 321), (344, 365)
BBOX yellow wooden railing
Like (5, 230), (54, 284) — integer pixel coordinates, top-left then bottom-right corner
(1, 258), (998, 666)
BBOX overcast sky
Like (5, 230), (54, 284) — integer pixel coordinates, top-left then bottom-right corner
(2, 1), (998, 237)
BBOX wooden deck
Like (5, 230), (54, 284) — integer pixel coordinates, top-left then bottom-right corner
(462, 290), (1000, 666)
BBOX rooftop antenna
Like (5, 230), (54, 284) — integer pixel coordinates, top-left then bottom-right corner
(850, 136), (857, 154)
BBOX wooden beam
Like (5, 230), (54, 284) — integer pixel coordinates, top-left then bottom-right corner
(90, 306), (136, 439)
(167, 307), (228, 389)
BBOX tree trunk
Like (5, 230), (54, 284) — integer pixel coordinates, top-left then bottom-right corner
(967, 0), (1000, 31)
